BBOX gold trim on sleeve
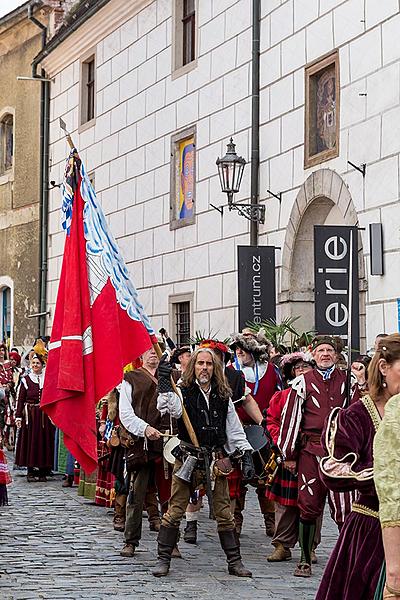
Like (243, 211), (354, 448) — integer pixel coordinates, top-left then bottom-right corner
(352, 502), (379, 519)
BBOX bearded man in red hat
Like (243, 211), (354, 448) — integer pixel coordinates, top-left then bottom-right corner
(278, 335), (363, 578)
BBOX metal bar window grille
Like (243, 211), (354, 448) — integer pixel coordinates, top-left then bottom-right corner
(175, 301), (191, 346)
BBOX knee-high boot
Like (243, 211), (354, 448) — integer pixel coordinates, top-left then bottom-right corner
(218, 529), (252, 577)
(152, 525), (180, 577)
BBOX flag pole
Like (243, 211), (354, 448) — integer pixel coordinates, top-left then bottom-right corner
(58, 118), (199, 447)
(152, 341), (200, 447)
(59, 117), (76, 150)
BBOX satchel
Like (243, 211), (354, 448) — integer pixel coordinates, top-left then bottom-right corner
(125, 436), (148, 471)
(213, 456), (233, 477)
(118, 424), (136, 448)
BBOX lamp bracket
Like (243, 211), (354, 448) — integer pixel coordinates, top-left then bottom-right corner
(210, 201), (265, 223)
(210, 203), (224, 216)
(229, 201), (266, 224)
(266, 189), (282, 202)
(347, 160), (366, 177)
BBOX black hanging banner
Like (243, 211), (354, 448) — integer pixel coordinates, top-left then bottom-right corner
(314, 226), (359, 353)
(238, 246), (276, 330)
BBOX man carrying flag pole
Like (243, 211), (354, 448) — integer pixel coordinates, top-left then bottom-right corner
(41, 135), (157, 474)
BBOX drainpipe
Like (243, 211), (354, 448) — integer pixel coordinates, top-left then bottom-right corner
(250, 0), (261, 247)
(28, 4), (50, 338)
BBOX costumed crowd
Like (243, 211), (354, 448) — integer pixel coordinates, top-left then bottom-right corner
(1, 327), (400, 599)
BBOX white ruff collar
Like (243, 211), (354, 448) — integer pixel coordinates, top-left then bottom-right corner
(239, 361), (268, 383)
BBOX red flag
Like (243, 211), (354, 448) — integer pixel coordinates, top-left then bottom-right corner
(41, 152), (156, 472)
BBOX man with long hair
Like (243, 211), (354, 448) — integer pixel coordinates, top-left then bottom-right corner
(153, 348), (254, 578)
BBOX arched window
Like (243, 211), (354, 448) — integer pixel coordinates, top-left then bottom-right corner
(0, 286), (12, 345)
(0, 113), (14, 174)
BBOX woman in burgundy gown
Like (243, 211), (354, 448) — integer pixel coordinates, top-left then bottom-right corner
(15, 355), (55, 482)
(316, 333), (400, 600)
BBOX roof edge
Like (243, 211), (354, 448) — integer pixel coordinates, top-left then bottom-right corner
(32, 0), (112, 67)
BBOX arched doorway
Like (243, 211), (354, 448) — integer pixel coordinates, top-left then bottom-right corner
(279, 169), (366, 350)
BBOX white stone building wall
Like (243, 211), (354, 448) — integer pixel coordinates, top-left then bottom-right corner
(44, 0), (400, 346)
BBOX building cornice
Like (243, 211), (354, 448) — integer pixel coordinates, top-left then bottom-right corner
(40, 0), (152, 77)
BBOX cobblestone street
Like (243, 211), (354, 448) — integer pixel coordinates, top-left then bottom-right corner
(1, 456), (337, 600)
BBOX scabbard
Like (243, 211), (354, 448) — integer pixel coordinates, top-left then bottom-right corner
(202, 448), (214, 520)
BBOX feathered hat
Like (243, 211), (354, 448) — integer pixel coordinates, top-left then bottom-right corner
(32, 339), (48, 364)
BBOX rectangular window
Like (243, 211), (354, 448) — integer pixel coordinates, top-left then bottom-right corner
(304, 51), (339, 168)
(170, 126), (196, 230)
(86, 58), (95, 122)
(1, 287), (11, 343)
(172, 0), (197, 77)
(80, 54), (96, 127)
(0, 114), (14, 175)
(169, 293), (193, 347)
(182, 0), (195, 66)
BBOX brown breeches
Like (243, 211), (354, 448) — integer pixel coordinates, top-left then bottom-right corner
(161, 461), (235, 531)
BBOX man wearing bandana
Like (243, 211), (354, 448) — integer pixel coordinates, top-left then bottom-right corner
(278, 336), (361, 578)
(230, 329), (282, 537)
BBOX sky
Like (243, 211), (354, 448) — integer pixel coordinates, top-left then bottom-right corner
(0, 0), (27, 19)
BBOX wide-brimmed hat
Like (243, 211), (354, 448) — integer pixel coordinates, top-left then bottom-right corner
(170, 346), (191, 366)
(230, 328), (272, 362)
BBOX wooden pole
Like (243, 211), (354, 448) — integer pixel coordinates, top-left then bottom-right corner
(152, 342), (200, 447)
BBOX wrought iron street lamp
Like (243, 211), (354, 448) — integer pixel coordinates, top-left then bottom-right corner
(215, 138), (265, 224)
(216, 137), (246, 206)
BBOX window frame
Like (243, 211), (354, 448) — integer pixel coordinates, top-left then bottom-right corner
(0, 278), (13, 349)
(304, 50), (340, 169)
(169, 292), (194, 347)
(172, 0), (198, 79)
(79, 49), (96, 132)
(0, 108), (15, 184)
(170, 126), (196, 231)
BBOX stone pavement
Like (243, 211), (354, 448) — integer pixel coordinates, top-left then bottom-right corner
(1, 460), (338, 600)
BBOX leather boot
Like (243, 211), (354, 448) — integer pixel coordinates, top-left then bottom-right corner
(152, 525), (180, 577)
(218, 529), (252, 577)
(183, 520), (197, 544)
(267, 542), (292, 562)
(113, 493), (127, 532)
(62, 475), (74, 488)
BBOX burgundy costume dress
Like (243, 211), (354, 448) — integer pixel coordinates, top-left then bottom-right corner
(316, 396), (384, 600)
(15, 372), (55, 471)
